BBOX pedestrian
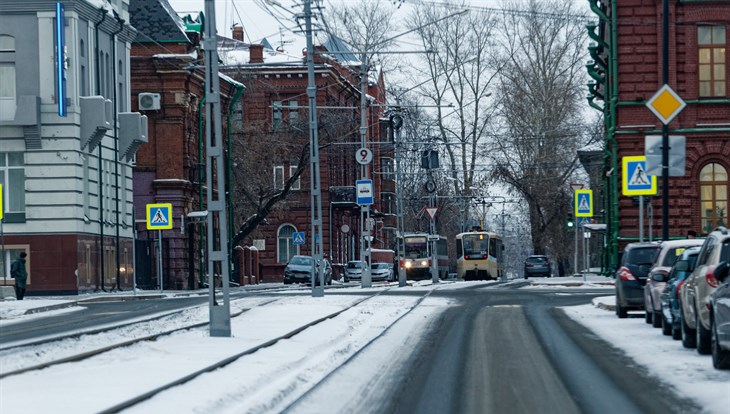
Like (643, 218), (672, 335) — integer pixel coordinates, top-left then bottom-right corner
(10, 252), (28, 300)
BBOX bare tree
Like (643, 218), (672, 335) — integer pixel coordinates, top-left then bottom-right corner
(406, 1), (502, 200)
(490, 0), (589, 261)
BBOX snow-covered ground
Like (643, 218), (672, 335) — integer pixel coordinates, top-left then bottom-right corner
(0, 277), (728, 413)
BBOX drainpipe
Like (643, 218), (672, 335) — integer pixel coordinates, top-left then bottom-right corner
(94, 8), (107, 292)
(111, 12), (124, 290)
(226, 83), (244, 282)
(198, 95), (206, 287)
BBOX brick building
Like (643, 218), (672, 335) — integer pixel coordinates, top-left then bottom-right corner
(219, 28), (394, 281)
(129, 0), (241, 290)
(588, 0), (730, 270)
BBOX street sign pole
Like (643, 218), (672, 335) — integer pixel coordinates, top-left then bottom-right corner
(158, 229), (163, 293)
(574, 208), (578, 275)
(639, 195), (644, 242)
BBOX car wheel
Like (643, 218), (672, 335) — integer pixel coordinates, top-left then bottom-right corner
(672, 324), (682, 340)
(645, 308), (653, 324)
(712, 316), (730, 369)
(652, 311), (662, 328)
(681, 311), (697, 348)
(661, 314), (672, 336)
(616, 299), (627, 319)
(697, 318), (712, 355)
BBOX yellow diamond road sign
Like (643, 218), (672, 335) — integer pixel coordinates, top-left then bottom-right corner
(646, 84), (686, 125)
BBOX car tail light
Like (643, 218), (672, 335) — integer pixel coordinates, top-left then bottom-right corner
(428, 259), (432, 267)
(706, 270), (719, 288)
(676, 280), (685, 297)
(525, 262), (533, 267)
(618, 267), (636, 281)
(465, 255), (470, 259)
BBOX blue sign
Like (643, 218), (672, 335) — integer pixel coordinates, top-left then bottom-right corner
(578, 217), (591, 228)
(574, 189), (593, 218)
(356, 179), (374, 205)
(292, 231), (305, 245)
(146, 203), (173, 230)
(622, 156), (657, 196)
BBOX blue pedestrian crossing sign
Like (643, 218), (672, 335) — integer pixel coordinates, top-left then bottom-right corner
(574, 189), (593, 218)
(356, 179), (374, 205)
(146, 203), (173, 230)
(622, 155), (657, 196)
(292, 231), (305, 245)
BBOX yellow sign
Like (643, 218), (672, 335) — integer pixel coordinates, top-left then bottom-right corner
(622, 156), (658, 196)
(0, 184), (3, 220)
(574, 189), (593, 218)
(646, 84), (686, 125)
(146, 203), (173, 230)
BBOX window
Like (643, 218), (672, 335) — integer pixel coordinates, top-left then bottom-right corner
(0, 35), (16, 121)
(272, 100), (282, 130)
(288, 100), (299, 123)
(700, 162), (728, 234)
(698, 26), (726, 97)
(0, 152), (25, 220)
(273, 165), (284, 190)
(289, 165), (301, 190)
(1, 247), (28, 283)
(277, 224), (298, 263)
(380, 157), (394, 180)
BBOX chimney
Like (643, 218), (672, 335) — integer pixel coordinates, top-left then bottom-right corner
(232, 26), (244, 41)
(250, 44), (264, 64)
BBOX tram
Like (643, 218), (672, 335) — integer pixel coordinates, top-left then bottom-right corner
(400, 232), (449, 280)
(455, 231), (503, 280)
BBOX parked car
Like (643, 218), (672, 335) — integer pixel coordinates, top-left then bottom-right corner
(614, 242), (659, 318)
(524, 255), (552, 278)
(659, 246), (701, 339)
(283, 255), (332, 286)
(709, 261), (730, 369)
(680, 227), (730, 353)
(371, 262), (393, 282)
(344, 260), (363, 282)
(645, 239), (704, 327)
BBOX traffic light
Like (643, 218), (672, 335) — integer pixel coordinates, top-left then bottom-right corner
(567, 216), (575, 228)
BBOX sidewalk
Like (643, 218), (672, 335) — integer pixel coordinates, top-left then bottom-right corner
(0, 284), (286, 320)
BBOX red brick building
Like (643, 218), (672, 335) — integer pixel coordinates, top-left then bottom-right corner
(589, 0), (730, 269)
(219, 28), (394, 281)
(129, 2), (241, 289)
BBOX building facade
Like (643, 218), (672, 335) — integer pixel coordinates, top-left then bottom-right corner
(129, 1), (241, 290)
(588, 0), (730, 270)
(218, 29), (394, 281)
(1, 0), (143, 294)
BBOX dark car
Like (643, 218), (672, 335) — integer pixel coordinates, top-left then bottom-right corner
(284, 255), (332, 286)
(524, 255), (552, 278)
(615, 242), (659, 318)
(709, 261), (730, 369)
(659, 246), (701, 339)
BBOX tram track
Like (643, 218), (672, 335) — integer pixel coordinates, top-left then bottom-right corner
(0, 297), (279, 379)
(90, 288), (437, 413)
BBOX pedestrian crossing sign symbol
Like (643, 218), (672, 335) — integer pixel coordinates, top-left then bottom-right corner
(574, 189), (593, 217)
(292, 231), (305, 245)
(622, 156), (657, 196)
(146, 203), (173, 230)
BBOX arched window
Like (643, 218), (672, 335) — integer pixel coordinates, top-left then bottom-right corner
(700, 163), (728, 234)
(277, 224), (298, 263)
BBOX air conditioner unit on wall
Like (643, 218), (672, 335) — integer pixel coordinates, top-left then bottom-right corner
(138, 93), (161, 111)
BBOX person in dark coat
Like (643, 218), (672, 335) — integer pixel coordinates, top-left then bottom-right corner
(11, 252), (28, 300)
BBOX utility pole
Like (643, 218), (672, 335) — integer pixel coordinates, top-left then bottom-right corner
(203, 0), (231, 336)
(359, 51), (372, 288)
(303, 0), (325, 296)
(392, 113), (407, 287)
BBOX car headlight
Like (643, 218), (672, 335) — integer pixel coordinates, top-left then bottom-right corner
(421, 260), (428, 266)
(405, 261), (412, 269)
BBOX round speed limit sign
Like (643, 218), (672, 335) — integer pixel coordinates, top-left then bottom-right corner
(355, 148), (373, 165)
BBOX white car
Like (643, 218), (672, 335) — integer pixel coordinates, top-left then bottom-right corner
(371, 262), (393, 282)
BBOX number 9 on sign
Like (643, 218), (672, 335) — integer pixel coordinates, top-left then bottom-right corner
(356, 148), (373, 165)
